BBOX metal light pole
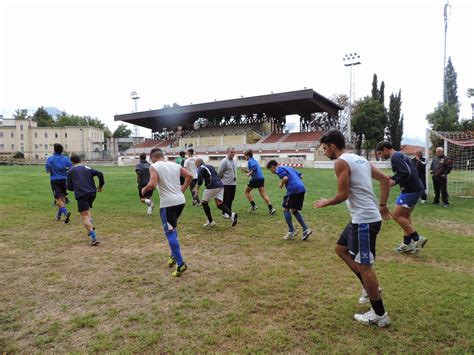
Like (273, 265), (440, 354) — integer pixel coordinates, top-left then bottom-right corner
(130, 91), (140, 138)
(343, 52), (361, 143)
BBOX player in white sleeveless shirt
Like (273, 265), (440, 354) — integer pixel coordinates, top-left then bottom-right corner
(314, 130), (392, 327)
(183, 148), (201, 206)
(141, 148), (193, 277)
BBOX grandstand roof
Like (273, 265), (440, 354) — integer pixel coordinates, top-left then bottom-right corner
(114, 89), (343, 131)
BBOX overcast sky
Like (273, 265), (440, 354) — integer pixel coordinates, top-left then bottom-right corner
(1, 0), (472, 144)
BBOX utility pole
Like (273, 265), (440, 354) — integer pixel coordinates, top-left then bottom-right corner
(343, 52), (361, 143)
(130, 91), (140, 138)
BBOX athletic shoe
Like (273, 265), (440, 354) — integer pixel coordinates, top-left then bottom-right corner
(283, 231), (298, 240)
(172, 263), (187, 277)
(90, 240), (100, 246)
(354, 308), (390, 327)
(269, 208), (276, 215)
(223, 213), (230, 219)
(420, 199), (426, 204)
(301, 228), (313, 240)
(64, 212), (71, 224)
(203, 221), (216, 227)
(443, 204), (449, 208)
(358, 287), (383, 305)
(196, 202), (202, 207)
(249, 205), (258, 213)
(394, 242), (417, 254)
(414, 236), (428, 250)
(168, 256), (176, 268)
(231, 213), (238, 227)
(147, 206), (153, 215)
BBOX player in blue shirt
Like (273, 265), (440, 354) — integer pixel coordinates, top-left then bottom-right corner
(267, 160), (312, 240)
(244, 149), (275, 215)
(67, 154), (104, 246)
(45, 143), (73, 223)
(376, 141), (427, 254)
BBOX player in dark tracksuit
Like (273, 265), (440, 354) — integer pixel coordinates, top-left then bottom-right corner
(376, 141), (427, 254)
(67, 154), (105, 246)
(135, 153), (154, 215)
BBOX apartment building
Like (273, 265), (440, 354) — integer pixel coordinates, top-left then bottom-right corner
(0, 118), (105, 160)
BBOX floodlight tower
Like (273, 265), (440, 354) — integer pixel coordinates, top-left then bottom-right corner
(130, 91), (140, 138)
(343, 53), (361, 143)
(443, 0), (451, 103)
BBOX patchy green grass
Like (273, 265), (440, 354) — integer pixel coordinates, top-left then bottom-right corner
(0, 165), (473, 352)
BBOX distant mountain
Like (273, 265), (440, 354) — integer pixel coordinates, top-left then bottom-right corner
(44, 107), (63, 118)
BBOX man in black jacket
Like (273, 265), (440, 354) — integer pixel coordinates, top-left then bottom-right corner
(430, 147), (453, 207)
(412, 150), (427, 203)
(67, 154), (105, 246)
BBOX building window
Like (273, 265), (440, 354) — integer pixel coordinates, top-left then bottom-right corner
(65, 133), (67, 138)
(20, 134), (24, 140)
(11, 132), (14, 138)
(35, 154), (39, 159)
(0, 144), (4, 150)
(0, 132), (3, 138)
(35, 132), (38, 138)
(11, 144), (14, 150)
(45, 144), (48, 150)
(20, 124), (23, 131)
(44, 132), (48, 138)
(65, 144), (67, 149)
(35, 144), (38, 150)
(55, 133), (58, 138)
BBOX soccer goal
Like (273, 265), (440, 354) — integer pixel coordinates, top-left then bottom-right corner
(425, 129), (474, 198)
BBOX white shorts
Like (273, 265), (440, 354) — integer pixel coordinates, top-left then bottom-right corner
(202, 187), (224, 202)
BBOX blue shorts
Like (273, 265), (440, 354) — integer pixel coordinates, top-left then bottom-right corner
(337, 221), (381, 265)
(396, 191), (423, 208)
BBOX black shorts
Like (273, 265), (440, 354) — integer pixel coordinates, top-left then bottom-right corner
(336, 221), (381, 265)
(77, 193), (96, 213)
(282, 192), (305, 210)
(51, 179), (67, 198)
(159, 204), (185, 232)
(189, 179), (198, 191)
(248, 179), (264, 189)
(138, 184), (154, 199)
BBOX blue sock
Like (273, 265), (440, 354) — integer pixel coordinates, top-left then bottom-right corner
(88, 230), (97, 241)
(165, 229), (184, 266)
(293, 211), (308, 230)
(283, 210), (294, 232)
(59, 207), (67, 216)
(403, 235), (412, 245)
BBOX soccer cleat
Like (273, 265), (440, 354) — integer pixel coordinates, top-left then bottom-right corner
(301, 228), (313, 241)
(358, 287), (383, 305)
(354, 308), (390, 327)
(414, 236), (428, 250)
(172, 263), (187, 277)
(283, 231), (298, 240)
(249, 205), (258, 213)
(223, 213), (231, 219)
(269, 208), (276, 215)
(64, 212), (71, 224)
(231, 213), (238, 227)
(203, 221), (216, 227)
(90, 240), (100, 246)
(167, 255), (176, 268)
(394, 242), (417, 254)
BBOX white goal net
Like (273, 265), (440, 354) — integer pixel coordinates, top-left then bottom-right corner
(426, 129), (474, 198)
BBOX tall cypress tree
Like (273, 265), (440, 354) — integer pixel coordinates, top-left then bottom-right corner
(371, 74), (378, 100)
(387, 90), (403, 150)
(379, 81), (385, 104)
(444, 57), (458, 108)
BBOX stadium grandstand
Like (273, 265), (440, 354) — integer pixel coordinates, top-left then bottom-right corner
(114, 89), (343, 167)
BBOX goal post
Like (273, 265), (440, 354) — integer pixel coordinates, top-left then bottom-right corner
(426, 129), (474, 198)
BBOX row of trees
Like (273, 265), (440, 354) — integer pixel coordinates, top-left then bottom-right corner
(13, 107), (133, 138)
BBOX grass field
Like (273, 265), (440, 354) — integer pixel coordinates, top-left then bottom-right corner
(1, 165), (473, 352)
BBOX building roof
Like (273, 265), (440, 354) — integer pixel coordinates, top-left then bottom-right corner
(114, 89), (343, 132)
(400, 144), (424, 155)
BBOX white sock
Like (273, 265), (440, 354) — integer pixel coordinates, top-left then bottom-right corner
(144, 198), (151, 206)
